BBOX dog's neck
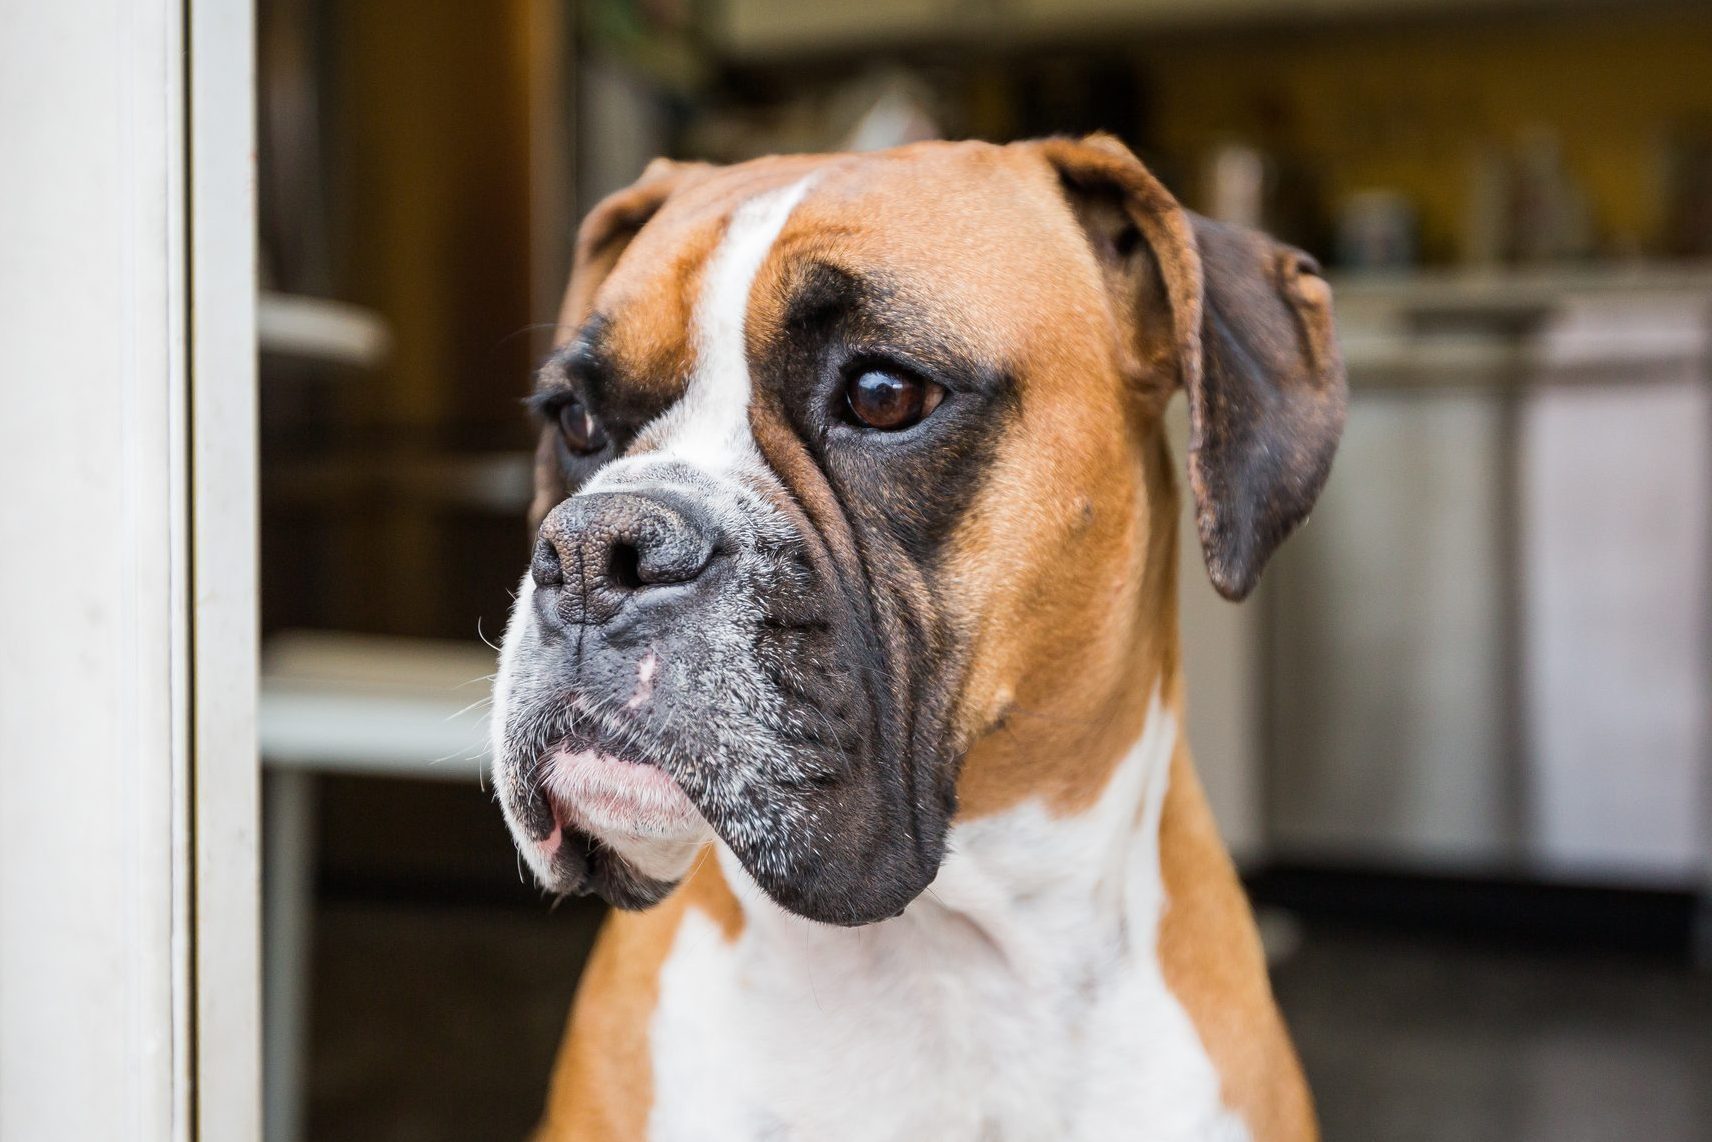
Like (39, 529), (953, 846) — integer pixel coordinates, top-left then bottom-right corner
(721, 680), (1182, 934)
(910, 685), (1184, 972)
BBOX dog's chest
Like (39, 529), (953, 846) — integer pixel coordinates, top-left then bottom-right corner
(643, 723), (1249, 1142)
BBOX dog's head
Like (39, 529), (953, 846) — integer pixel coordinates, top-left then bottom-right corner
(491, 137), (1344, 925)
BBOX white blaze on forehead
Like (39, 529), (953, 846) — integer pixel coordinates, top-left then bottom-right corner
(642, 175), (816, 472)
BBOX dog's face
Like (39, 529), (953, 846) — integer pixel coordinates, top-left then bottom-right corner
(491, 137), (1343, 925)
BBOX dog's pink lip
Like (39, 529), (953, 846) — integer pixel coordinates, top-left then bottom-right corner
(538, 743), (700, 839)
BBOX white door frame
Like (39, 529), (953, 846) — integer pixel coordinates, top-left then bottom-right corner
(0, 1), (259, 1138)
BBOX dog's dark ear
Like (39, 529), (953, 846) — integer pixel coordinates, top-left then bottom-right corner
(1185, 216), (1346, 599)
(1038, 134), (1347, 601)
(554, 157), (714, 341)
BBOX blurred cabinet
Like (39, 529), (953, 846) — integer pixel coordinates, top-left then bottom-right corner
(1006, 0), (1488, 36)
(1522, 376), (1710, 879)
(710, 0), (998, 58)
(1263, 277), (1712, 887)
(1268, 388), (1512, 868)
(707, 0), (1637, 58)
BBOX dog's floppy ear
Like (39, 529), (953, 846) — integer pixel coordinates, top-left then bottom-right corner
(1038, 134), (1347, 601)
(554, 157), (715, 342)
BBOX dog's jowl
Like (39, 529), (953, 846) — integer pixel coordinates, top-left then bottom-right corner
(489, 136), (1346, 1141)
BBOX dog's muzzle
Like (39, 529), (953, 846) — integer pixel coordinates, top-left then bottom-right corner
(491, 461), (954, 926)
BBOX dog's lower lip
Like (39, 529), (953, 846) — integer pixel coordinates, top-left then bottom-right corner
(537, 740), (699, 839)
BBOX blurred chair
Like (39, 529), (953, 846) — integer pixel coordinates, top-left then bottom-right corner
(260, 632), (495, 1142)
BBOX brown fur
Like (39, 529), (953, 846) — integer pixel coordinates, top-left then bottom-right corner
(530, 137), (1336, 1140)
(1158, 739), (1318, 1141)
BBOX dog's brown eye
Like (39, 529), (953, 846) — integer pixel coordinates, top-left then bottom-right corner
(846, 369), (941, 431)
(557, 397), (607, 454)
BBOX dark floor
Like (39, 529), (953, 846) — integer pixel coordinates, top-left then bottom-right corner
(1274, 927), (1712, 1142)
(308, 898), (602, 1142)
(307, 902), (1712, 1142)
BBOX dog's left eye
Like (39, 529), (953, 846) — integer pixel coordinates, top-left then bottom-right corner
(557, 396), (608, 454)
(845, 368), (943, 431)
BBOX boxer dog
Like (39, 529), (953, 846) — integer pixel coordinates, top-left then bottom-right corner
(491, 135), (1344, 1141)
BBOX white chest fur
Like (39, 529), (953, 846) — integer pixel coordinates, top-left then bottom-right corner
(645, 694), (1249, 1142)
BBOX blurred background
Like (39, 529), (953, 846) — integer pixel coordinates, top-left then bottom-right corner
(253, 1), (1712, 1139)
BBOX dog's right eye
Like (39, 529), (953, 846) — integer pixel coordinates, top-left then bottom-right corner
(557, 396), (608, 454)
(845, 367), (944, 432)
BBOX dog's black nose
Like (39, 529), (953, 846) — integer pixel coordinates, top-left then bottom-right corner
(532, 491), (720, 625)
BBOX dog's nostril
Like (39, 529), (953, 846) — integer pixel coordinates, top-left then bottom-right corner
(607, 540), (645, 591)
(532, 534), (565, 589)
(536, 490), (720, 608)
